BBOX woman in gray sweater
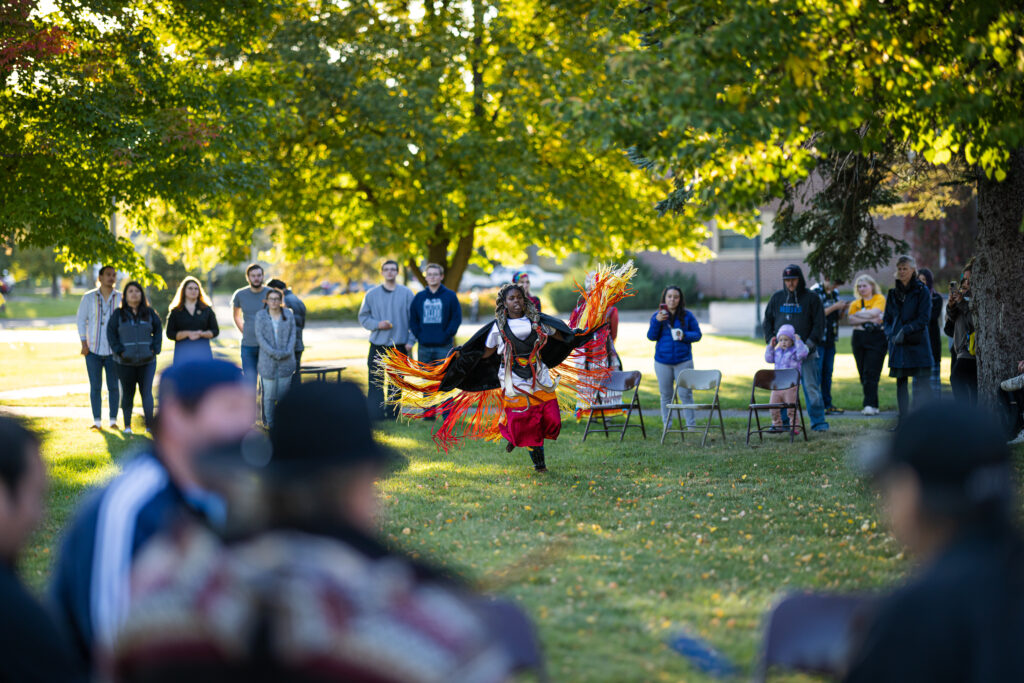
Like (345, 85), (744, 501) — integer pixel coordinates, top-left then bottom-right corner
(255, 288), (296, 426)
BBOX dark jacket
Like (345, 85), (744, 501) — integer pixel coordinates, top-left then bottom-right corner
(1, 563), (84, 681)
(410, 285), (462, 347)
(647, 309), (702, 364)
(50, 452), (193, 666)
(927, 290), (943, 364)
(883, 277), (933, 369)
(283, 289), (306, 352)
(845, 526), (1024, 683)
(944, 295), (975, 357)
(763, 265), (824, 354)
(107, 307), (162, 366)
(165, 304), (219, 341)
(811, 283), (841, 345)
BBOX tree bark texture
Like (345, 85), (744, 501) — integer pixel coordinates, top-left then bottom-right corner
(974, 146), (1024, 413)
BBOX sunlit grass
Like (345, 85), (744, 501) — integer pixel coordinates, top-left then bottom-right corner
(2, 296), (81, 319)
(19, 417), (139, 587)
(8, 331), (975, 680)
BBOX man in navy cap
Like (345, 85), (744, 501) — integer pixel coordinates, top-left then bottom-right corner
(50, 359), (257, 668)
(845, 402), (1024, 682)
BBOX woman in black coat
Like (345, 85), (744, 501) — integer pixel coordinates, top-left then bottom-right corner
(107, 281), (162, 434)
(166, 276), (219, 364)
(917, 268), (944, 394)
(884, 256), (934, 421)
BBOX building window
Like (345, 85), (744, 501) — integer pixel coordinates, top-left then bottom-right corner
(718, 229), (756, 250)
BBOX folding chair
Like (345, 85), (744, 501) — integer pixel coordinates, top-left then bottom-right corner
(661, 368), (726, 447)
(753, 592), (876, 682)
(746, 369), (807, 445)
(582, 370), (647, 442)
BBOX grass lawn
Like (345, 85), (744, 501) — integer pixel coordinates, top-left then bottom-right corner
(1, 296), (82, 319)
(7, 331), (1001, 681)
(17, 410), (942, 680)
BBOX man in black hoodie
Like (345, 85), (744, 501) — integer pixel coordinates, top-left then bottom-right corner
(763, 264), (829, 431)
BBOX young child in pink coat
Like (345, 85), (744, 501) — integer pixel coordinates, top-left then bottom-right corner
(764, 324), (809, 432)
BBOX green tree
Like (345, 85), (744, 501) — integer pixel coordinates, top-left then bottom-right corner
(1, 0), (274, 279)
(234, 0), (703, 290)
(585, 0), (1024, 408)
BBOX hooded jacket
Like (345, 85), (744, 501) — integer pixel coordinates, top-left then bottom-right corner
(764, 325), (809, 371)
(762, 265), (824, 355)
(884, 275), (933, 369)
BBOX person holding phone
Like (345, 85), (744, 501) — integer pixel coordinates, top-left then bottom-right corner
(917, 268), (944, 394)
(944, 259), (977, 404)
(648, 286), (703, 429)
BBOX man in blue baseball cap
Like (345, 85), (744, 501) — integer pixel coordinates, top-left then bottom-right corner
(50, 359), (257, 670)
(111, 381), (534, 682)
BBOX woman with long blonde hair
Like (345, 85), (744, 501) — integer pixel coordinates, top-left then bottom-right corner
(846, 273), (887, 415)
(166, 276), (219, 363)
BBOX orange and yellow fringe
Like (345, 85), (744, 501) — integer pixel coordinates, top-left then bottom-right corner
(376, 261), (636, 450)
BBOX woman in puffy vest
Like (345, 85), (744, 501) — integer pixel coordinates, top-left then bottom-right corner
(107, 281), (162, 435)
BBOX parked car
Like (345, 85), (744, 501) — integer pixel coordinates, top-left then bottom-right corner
(458, 265), (562, 291)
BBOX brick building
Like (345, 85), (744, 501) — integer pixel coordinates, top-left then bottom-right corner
(638, 211), (949, 297)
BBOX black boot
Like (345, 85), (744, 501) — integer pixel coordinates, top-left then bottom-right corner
(529, 446), (547, 472)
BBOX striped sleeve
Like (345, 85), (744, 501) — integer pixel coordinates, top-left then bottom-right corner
(89, 457), (168, 650)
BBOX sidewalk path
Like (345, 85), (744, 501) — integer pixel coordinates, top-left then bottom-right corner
(0, 383), (90, 401)
(0, 405), (94, 419)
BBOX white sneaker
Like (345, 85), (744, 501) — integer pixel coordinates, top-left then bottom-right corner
(123, 427), (133, 436)
(861, 406), (879, 416)
(1001, 373), (1024, 392)
(1009, 429), (1024, 446)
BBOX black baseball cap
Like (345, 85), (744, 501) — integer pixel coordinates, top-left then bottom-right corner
(197, 381), (399, 483)
(266, 380), (397, 476)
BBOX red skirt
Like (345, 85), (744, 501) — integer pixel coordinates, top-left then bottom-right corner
(499, 391), (561, 448)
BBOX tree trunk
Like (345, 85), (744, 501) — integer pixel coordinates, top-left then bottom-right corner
(51, 272), (61, 298)
(445, 225), (476, 291)
(974, 147), (1024, 413)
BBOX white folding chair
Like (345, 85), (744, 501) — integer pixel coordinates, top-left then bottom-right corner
(661, 368), (726, 447)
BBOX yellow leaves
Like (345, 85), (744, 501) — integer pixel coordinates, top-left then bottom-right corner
(785, 55), (813, 88)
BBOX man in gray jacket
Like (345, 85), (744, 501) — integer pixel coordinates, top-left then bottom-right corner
(358, 260), (415, 420)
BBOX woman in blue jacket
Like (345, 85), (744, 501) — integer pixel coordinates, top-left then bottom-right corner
(648, 286), (702, 428)
(883, 255), (934, 421)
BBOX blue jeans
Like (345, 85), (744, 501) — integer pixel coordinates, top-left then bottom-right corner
(786, 350), (827, 430)
(85, 352), (119, 421)
(817, 342), (836, 409)
(418, 344), (453, 420)
(240, 345), (260, 392)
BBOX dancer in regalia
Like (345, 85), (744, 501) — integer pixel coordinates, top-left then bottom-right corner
(377, 263), (635, 472)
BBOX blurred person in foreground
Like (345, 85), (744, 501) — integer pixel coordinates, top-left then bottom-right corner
(112, 381), (526, 682)
(845, 401), (1024, 682)
(50, 359), (256, 669)
(0, 417), (83, 682)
